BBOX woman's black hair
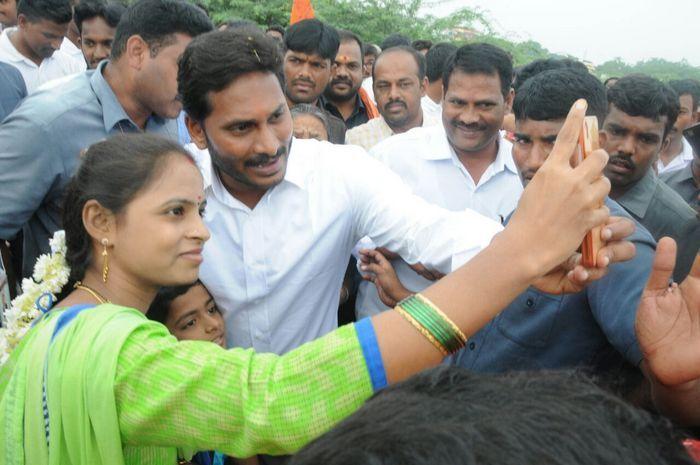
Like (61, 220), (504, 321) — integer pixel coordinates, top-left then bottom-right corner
(146, 279), (203, 324)
(61, 133), (194, 290)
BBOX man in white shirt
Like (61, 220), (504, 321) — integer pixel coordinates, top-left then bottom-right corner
(421, 43), (456, 122)
(657, 79), (699, 174)
(355, 43), (523, 318)
(0, 0), (83, 93)
(179, 30), (503, 354)
(346, 45), (439, 151)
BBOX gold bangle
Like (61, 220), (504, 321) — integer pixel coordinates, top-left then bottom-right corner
(395, 306), (449, 356)
(414, 293), (468, 345)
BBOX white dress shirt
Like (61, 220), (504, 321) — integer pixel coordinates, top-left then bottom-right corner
(0, 28), (85, 93)
(361, 76), (375, 104)
(421, 95), (442, 122)
(60, 37), (87, 66)
(657, 137), (695, 174)
(197, 138), (502, 354)
(355, 124), (523, 318)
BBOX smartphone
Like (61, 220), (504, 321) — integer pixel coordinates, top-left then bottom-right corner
(683, 122), (700, 155)
(577, 116), (603, 268)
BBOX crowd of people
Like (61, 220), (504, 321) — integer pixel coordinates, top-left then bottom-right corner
(0, 0), (698, 464)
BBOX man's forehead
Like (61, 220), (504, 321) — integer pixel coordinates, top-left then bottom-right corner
(286, 49), (328, 62)
(515, 118), (565, 136)
(605, 105), (667, 133)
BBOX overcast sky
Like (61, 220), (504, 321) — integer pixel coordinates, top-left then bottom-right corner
(430, 0), (698, 66)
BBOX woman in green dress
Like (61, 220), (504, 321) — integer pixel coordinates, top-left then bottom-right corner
(0, 99), (630, 464)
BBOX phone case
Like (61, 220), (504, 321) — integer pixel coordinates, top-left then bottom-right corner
(578, 116), (603, 268)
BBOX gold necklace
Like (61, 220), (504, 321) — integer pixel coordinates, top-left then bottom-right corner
(73, 281), (111, 304)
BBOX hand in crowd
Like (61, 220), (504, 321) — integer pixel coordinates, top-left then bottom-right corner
(637, 237), (700, 387)
(359, 248), (412, 307)
(531, 216), (637, 294)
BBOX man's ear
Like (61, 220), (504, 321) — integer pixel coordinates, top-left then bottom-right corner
(504, 88), (515, 113)
(660, 134), (671, 154)
(419, 77), (428, 97)
(186, 114), (208, 150)
(124, 34), (149, 70)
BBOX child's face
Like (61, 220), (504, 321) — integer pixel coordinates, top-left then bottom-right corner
(165, 284), (226, 348)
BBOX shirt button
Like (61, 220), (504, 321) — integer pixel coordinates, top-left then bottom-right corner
(526, 298), (534, 308)
(468, 342), (476, 350)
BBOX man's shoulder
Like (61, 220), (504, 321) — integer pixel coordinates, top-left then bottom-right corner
(370, 124), (443, 158)
(3, 72), (96, 127)
(659, 165), (691, 184)
(0, 61), (22, 83)
(651, 178), (697, 220)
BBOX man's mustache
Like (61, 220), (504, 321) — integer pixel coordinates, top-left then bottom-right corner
(245, 146), (287, 167)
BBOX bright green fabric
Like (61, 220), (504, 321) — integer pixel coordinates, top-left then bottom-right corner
(0, 304), (374, 464)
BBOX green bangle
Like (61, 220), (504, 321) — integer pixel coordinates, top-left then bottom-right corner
(397, 294), (467, 354)
(400, 298), (459, 352)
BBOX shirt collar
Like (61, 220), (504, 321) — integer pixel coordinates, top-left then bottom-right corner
(419, 126), (517, 176)
(0, 28), (32, 65)
(682, 137), (695, 162)
(320, 93), (365, 118)
(616, 169), (658, 218)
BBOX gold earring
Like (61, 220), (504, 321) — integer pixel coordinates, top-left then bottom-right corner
(101, 238), (109, 283)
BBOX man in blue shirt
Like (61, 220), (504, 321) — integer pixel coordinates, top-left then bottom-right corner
(0, 60), (25, 120)
(0, 0), (212, 277)
(455, 69), (656, 380)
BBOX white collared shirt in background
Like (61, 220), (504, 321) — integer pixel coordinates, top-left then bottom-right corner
(0, 28), (85, 93)
(657, 137), (695, 174)
(421, 95), (441, 122)
(60, 37), (87, 67)
(361, 76), (375, 104)
(345, 109), (440, 151)
(197, 137), (502, 354)
(355, 124), (523, 318)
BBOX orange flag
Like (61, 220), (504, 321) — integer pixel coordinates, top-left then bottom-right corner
(290, 0), (315, 24)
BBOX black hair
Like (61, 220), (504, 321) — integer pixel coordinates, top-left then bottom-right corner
(425, 42), (457, 83)
(607, 74), (680, 137)
(669, 78), (700, 113)
(192, 1), (208, 17)
(604, 76), (620, 88)
(73, 0), (126, 34)
(284, 18), (339, 61)
(17, 0), (72, 24)
(363, 43), (380, 58)
(179, 29), (283, 122)
(443, 42), (513, 97)
(221, 18), (258, 33)
(513, 68), (608, 125)
(62, 134), (194, 286)
(147, 279), (203, 324)
(266, 24), (285, 36)
(380, 33), (411, 50)
(373, 45), (426, 81)
(411, 39), (432, 52)
(110, 0), (213, 59)
(291, 367), (694, 465)
(337, 29), (363, 62)
(513, 57), (589, 92)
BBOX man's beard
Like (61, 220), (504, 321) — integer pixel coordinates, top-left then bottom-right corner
(324, 78), (360, 103)
(206, 134), (290, 191)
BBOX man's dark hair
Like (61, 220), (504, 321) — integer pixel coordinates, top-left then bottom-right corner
(17, 0), (72, 24)
(291, 367), (694, 465)
(337, 29), (363, 61)
(284, 18), (339, 61)
(373, 45), (426, 81)
(110, 0), (213, 59)
(513, 68), (608, 125)
(147, 280), (203, 324)
(604, 76), (620, 88)
(669, 78), (700, 113)
(179, 29), (283, 122)
(363, 42), (380, 58)
(443, 42), (513, 97)
(266, 24), (285, 36)
(425, 42), (457, 83)
(513, 57), (588, 92)
(381, 33), (411, 50)
(73, 0), (126, 34)
(607, 74), (680, 137)
(411, 39), (432, 52)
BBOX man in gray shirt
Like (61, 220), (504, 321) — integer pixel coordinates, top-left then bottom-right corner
(0, 60), (25, 121)
(660, 150), (699, 211)
(603, 75), (696, 278)
(0, 0), (212, 277)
